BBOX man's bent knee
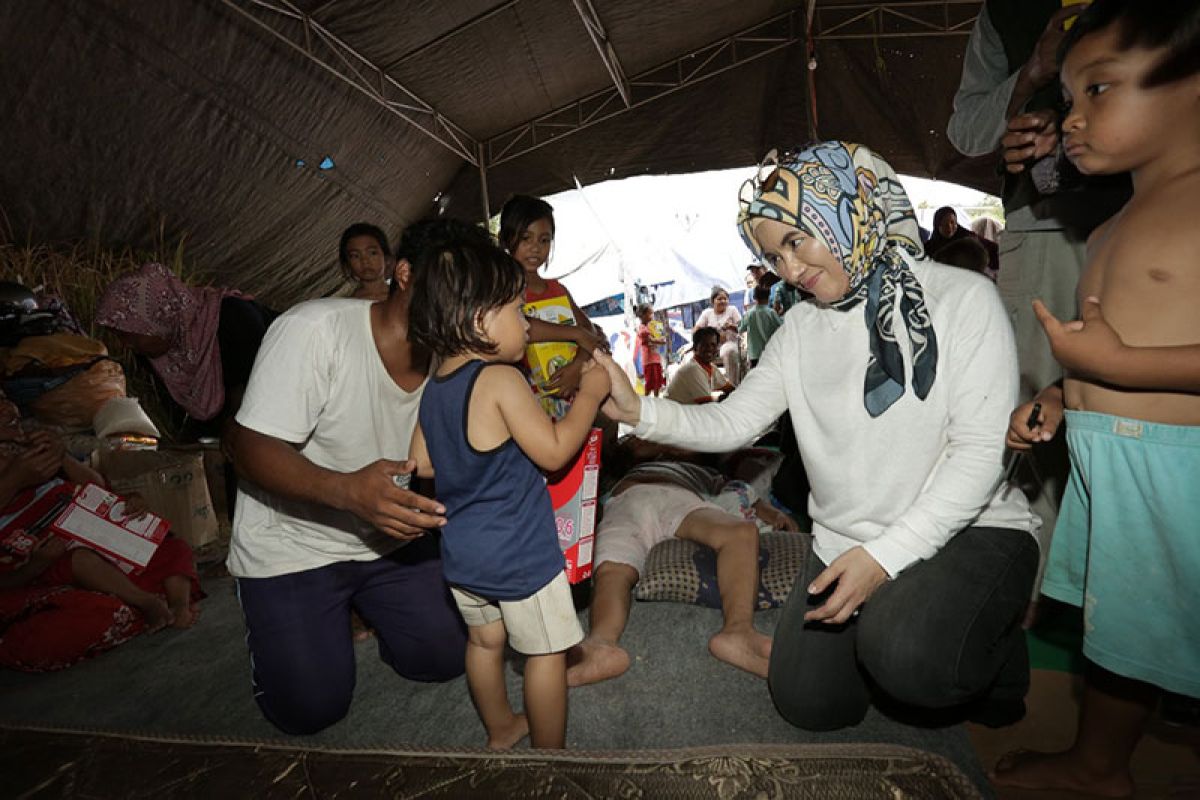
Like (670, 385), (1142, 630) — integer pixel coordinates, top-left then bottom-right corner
(257, 688), (352, 736)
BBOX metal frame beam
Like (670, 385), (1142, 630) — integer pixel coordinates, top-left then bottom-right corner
(485, 8), (800, 168)
(814, 1), (980, 40)
(220, 0), (481, 165)
(571, 0), (632, 107)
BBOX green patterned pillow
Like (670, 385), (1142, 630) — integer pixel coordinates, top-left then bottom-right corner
(634, 531), (809, 610)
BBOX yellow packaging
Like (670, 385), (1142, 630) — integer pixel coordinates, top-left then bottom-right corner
(1061, 0), (1087, 30)
(523, 294), (577, 393)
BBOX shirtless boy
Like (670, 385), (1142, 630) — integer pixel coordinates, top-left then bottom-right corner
(996, 1), (1200, 795)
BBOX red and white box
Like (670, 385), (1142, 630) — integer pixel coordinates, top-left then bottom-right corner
(51, 483), (169, 574)
(548, 427), (602, 584)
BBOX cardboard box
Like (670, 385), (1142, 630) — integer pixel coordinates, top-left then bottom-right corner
(51, 483), (169, 574)
(0, 480), (76, 559)
(523, 294), (578, 393)
(100, 450), (219, 549)
(547, 427), (602, 583)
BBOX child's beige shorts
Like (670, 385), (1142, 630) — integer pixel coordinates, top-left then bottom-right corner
(451, 571), (583, 655)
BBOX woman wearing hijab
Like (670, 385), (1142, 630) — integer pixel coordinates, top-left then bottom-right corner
(925, 206), (1000, 276)
(596, 141), (1039, 731)
(96, 264), (277, 433)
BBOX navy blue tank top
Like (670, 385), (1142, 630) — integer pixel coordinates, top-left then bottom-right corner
(418, 360), (564, 600)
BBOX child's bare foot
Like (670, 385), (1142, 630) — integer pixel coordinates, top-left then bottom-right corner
(135, 596), (174, 633)
(566, 638), (631, 687)
(486, 713), (529, 751)
(168, 600), (200, 629)
(708, 628), (772, 678)
(991, 749), (1134, 797)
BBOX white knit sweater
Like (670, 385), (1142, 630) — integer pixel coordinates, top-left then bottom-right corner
(634, 257), (1039, 577)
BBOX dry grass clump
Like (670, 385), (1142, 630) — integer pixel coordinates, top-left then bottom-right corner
(0, 225), (208, 441)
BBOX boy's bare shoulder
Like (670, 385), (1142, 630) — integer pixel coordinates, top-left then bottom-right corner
(473, 363), (526, 396)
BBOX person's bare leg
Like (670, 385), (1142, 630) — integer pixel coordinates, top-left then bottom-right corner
(69, 549), (173, 632)
(992, 663), (1158, 797)
(524, 651), (568, 748)
(164, 574), (199, 629)
(566, 561), (637, 687)
(676, 509), (771, 677)
(465, 620), (528, 750)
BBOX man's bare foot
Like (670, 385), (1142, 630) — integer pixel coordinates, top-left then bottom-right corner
(168, 600), (200, 629)
(708, 628), (772, 678)
(991, 749), (1134, 798)
(566, 638), (631, 687)
(135, 596), (174, 633)
(486, 713), (529, 750)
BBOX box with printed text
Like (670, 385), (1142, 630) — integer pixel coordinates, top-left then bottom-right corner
(547, 427), (602, 583)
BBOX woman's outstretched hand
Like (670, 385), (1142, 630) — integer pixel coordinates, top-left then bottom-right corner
(592, 350), (641, 425)
(803, 547), (888, 625)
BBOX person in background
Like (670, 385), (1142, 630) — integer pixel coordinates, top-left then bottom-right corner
(498, 195), (607, 403)
(666, 327), (734, 405)
(597, 141), (1039, 733)
(971, 216), (1003, 244)
(923, 207), (1000, 275)
(747, 263), (781, 291)
(738, 285), (783, 369)
(0, 391), (200, 631)
(567, 458), (797, 687)
(407, 229), (609, 750)
(636, 304), (667, 397)
(694, 287), (743, 386)
(95, 263), (279, 517)
(932, 236), (993, 278)
(339, 223), (394, 301)
(995, 1), (1200, 794)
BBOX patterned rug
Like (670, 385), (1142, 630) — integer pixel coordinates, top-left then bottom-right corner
(3, 727), (983, 799)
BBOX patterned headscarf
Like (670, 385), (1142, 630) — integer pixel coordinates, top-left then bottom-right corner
(737, 141), (936, 417)
(96, 263), (244, 421)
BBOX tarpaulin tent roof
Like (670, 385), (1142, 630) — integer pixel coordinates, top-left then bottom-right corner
(1, 0), (995, 307)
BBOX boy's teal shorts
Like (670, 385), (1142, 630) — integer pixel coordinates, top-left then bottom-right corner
(1042, 410), (1200, 698)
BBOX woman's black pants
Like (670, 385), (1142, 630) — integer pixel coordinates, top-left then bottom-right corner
(768, 526), (1038, 731)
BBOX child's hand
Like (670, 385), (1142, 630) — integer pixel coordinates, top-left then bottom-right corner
(1034, 297), (1125, 383)
(12, 433), (63, 489)
(1006, 391), (1064, 451)
(1002, 110), (1058, 174)
(121, 492), (151, 521)
(573, 327), (609, 354)
(29, 536), (68, 566)
(753, 500), (799, 532)
(578, 357), (611, 401)
(545, 357), (584, 396)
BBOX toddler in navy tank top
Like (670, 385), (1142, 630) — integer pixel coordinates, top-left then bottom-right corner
(408, 229), (610, 750)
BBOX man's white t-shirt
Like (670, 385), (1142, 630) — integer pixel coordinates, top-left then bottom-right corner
(666, 358), (729, 404)
(227, 299), (424, 579)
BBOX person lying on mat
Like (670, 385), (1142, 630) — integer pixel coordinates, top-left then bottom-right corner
(595, 141), (1040, 732)
(567, 455), (797, 687)
(227, 219), (471, 736)
(0, 391), (201, 632)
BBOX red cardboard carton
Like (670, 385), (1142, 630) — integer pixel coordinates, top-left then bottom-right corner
(547, 427), (602, 583)
(51, 483), (169, 574)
